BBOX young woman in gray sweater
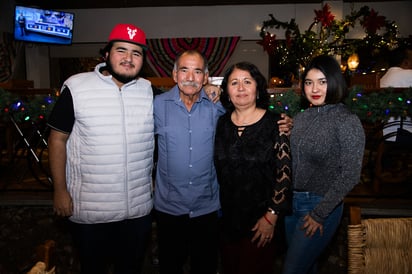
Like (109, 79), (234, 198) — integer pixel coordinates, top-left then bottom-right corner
(282, 55), (365, 274)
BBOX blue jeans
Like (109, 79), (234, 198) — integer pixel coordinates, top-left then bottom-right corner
(282, 191), (343, 274)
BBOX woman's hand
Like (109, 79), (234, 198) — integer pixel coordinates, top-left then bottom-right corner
(278, 113), (293, 136)
(301, 214), (323, 237)
(251, 213), (277, 247)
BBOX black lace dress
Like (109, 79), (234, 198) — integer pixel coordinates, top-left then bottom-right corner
(214, 110), (291, 241)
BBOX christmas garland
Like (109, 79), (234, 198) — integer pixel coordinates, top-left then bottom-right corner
(269, 86), (412, 123)
(258, 4), (399, 68)
(1, 86), (411, 124)
(345, 86), (412, 123)
(0, 88), (57, 123)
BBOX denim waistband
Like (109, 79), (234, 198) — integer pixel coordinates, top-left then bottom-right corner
(293, 189), (309, 193)
(292, 190), (322, 199)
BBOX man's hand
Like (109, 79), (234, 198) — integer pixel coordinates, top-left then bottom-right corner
(204, 84), (221, 103)
(53, 188), (73, 217)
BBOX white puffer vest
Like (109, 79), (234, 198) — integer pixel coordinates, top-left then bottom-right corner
(64, 64), (154, 224)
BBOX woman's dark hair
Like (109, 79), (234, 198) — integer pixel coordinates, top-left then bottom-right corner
(220, 62), (268, 112)
(300, 55), (348, 107)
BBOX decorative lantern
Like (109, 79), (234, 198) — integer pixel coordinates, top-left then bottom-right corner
(269, 76), (284, 88)
(347, 53), (360, 72)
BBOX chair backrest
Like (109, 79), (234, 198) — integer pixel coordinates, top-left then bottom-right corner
(382, 117), (412, 143)
(371, 118), (412, 192)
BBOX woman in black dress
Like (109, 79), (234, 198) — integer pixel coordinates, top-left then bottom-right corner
(214, 62), (292, 274)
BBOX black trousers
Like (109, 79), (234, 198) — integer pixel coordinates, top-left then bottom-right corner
(220, 236), (276, 274)
(70, 215), (152, 274)
(155, 210), (219, 274)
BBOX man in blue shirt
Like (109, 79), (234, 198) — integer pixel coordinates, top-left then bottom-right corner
(153, 50), (293, 274)
(153, 50), (223, 274)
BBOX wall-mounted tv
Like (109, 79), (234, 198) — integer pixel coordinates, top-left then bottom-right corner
(14, 5), (74, 45)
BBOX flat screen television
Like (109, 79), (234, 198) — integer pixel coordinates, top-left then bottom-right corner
(14, 5), (74, 45)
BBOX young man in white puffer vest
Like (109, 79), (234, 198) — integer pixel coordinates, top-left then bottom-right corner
(48, 23), (154, 274)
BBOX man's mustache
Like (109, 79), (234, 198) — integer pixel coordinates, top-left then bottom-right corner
(120, 61), (135, 68)
(181, 81), (199, 88)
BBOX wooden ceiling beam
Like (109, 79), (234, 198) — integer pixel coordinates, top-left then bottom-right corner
(15, 0), (323, 10)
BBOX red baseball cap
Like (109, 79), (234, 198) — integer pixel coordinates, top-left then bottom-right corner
(108, 23), (147, 50)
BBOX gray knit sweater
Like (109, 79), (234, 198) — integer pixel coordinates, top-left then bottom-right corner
(290, 103), (365, 223)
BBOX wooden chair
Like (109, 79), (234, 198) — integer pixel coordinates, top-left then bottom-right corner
(27, 240), (56, 274)
(371, 119), (412, 192)
(348, 206), (412, 274)
(360, 121), (384, 184)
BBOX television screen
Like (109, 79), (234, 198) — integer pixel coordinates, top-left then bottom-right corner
(14, 5), (74, 45)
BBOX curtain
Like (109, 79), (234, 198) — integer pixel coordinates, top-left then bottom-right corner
(0, 32), (26, 83)
(146, 37), (240, 77)
(0, 32), (17, 82)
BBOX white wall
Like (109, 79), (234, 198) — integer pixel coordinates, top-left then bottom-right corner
(5, 1), (410, 88)
(55, 1), (412, 42)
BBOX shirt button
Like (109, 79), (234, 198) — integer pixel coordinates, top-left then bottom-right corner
(189, 181), (192, 185)
(189, 164), (193, 168)
(189, 147), (192, 150)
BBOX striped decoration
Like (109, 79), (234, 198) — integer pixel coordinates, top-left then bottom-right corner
(146, 37), (240, 77)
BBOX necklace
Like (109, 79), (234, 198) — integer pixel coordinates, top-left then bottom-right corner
(232, 108), (265, 136)
(232, 108), (263, 126)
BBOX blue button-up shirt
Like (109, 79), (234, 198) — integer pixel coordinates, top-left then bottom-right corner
(153, 85), (226, 217)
